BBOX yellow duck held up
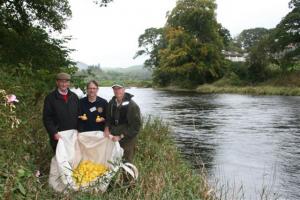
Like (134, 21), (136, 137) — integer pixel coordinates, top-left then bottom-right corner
(79, 114), (88, 121)
(72, 160), (109, 186)
(96, 115), (104, 123)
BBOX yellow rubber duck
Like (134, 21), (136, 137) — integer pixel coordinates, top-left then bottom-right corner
(96, 115), (103, 123)
(79, 114), (88, 121)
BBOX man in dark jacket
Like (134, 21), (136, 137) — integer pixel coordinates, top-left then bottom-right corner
(43, 72), (80, 152)
(104, 83), (141, 163)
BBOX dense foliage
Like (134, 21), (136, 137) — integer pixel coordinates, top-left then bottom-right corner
(244, 0), (300, 81)
(136, 0), (225, 88)
(136, 0), (299, 86)
(236, 28), (269, 51)
(0, 0), (73, 70)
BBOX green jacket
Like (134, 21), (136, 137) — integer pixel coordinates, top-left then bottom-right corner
(106, 92), (141, 140)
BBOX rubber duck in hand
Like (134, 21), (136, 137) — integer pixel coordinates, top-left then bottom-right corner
(96, 115), (104, 123)
(79, 114), (88, 121)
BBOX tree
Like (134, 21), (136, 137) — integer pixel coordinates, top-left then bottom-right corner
(167, 0), (222, 45)
(289, 0), (300, 8)
(157, 26), (223, 86)
(236, 28), (269, 51)
(134, 28), (165, 69)
(0, 0), (72, 70)
(247, 36), (271, 82)
(136, 0), (225, 87)
(94, 0), (114, 7)
(0, 26), (72, 70)
(268, 0), (300, 70)
(0, 0), (71, 33)
(160, 0), (224, 86)
(218, 25), (232, 50)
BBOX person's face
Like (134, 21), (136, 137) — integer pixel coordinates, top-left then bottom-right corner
(113, 87), (125, 100)
(56, 79), (70, 92)
(87, 83), (98, 98)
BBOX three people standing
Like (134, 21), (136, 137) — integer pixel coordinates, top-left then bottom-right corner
(43, 73), (141, 163)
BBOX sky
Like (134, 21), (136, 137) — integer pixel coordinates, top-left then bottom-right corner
(63, 0), (291, 68)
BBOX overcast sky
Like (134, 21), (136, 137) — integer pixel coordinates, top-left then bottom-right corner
(63, 0), (291, 68)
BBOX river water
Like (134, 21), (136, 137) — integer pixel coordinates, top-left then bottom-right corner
(99, 87), (300, 199)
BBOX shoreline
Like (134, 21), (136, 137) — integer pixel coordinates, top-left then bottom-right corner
(155, 85), (300, 96)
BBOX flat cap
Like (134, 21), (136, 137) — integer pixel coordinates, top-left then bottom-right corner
(111, 82), (125, 88)
(56, 72), (71, 80)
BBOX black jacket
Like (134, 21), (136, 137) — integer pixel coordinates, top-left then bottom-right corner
(43, 88), (80, 141)
(106, 93), (141, 140)
(78, 96), (108, 132)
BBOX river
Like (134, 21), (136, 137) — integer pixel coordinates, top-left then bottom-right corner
(99, 87), (300, 199)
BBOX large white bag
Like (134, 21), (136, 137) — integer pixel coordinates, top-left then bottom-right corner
(49, 130), (125, 192)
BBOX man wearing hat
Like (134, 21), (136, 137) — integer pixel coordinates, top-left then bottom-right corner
(104, 82), (141, 163)
(43, 72), (80, 152)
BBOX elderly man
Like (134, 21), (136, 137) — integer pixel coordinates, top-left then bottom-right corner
(104, 83), (141, 163)
(43, 72), (80, 152)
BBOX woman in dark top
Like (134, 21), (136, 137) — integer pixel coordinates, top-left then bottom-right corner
(78, 80), (108, 132)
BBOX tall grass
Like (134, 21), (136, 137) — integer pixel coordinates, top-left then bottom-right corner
(196, 85), (300, 96)
(196, 71), (300, 96)
(157, 71), (300, 96)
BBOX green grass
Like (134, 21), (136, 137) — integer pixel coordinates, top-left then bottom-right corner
(196, 71), (300, 96)
(99, 79), (153, 88)
(261, 71), (300, 87)
(196, 85), (300, 96)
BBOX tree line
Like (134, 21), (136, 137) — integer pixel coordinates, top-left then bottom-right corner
(135, 0), (300, 87)
(0, 0), (299, 91)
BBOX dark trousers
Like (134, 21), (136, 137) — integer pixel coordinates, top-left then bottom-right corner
(119, 137), (137, 163)
(50, 139), (58, 153)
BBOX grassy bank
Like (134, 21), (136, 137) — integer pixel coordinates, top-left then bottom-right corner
(99, 80), (153, 88)
(198, 71), (300, 96)
(158, 84), (300, 96)
(157, 72), (300, 96)
(196, 85), (300, 96)
(0, 69), (213, 199)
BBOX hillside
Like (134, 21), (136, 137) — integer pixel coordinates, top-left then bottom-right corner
(76, 61), (89, 70)
(103, 65), (152, 80)
(75, 64), (152, 87)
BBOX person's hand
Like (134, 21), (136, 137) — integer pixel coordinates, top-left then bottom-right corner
(104, 127), (110, 137)
(53, 133), (61, 141)
(112, 135), (121, 142)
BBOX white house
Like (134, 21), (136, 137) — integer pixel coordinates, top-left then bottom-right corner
(222, 50), (248, 62)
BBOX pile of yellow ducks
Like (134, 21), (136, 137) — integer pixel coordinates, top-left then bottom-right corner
(72, 160), (109, 186)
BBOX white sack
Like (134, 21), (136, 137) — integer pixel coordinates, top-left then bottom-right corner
(49, 130), (124, 192)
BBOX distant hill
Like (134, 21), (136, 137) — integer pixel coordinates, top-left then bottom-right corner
(76, 61), (89, 70)
(76, 62), (152, 80)
(103, 65), (152, 80)
(75, 64), (153, 87)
